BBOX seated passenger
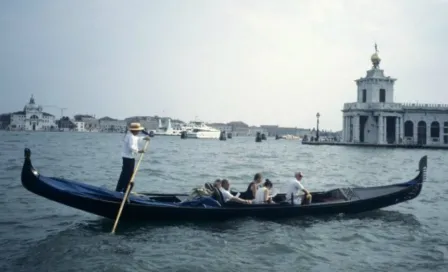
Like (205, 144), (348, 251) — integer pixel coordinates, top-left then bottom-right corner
(253, 179), (275, 204)
(220, 179), (252, 204)
(239, 173), (263, 200)
(284, 172), (312, 205)
(204, 179), (221, 192)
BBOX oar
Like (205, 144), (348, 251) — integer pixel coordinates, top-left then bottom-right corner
(111, 139), (150, 234)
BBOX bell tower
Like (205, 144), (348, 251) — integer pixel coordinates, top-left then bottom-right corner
(355, 44), (397, 104)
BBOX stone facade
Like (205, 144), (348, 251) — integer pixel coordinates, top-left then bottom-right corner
(342, 45), (448, 146)
(208, 123), (233, 133)
(74, 121), (86, 132)
(9, 95), (57, 131)
(98, 117), (127, 132)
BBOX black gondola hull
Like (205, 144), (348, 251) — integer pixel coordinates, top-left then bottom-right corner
(21, 148), (427, 222)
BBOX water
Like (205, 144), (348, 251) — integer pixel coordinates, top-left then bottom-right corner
(1, 131), (447, 272)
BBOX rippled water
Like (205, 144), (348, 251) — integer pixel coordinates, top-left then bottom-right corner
(1, 131), (447, 272)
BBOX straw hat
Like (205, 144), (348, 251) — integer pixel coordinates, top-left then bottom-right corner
(128, 122), (144, 131)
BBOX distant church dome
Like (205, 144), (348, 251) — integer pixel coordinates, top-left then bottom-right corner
(24, 95), (42, 112)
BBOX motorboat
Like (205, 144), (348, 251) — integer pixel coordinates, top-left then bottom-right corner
(154, 118), (194, 136)
(184, 122), (221, 139)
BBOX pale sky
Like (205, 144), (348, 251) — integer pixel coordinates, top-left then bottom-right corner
(1, 0), (447, 131)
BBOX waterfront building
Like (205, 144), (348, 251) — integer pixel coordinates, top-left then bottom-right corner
(125, 116), (159, 131)
(74, 121), (86, 132)
(208, 123), (232, 133)
(248, 126), (268, 136)
(98, 117), (127, 133)
(9, 95), (57, 131)
(84, 119), (99, 132)
(342, 45), (448, 146)
(72, 115), (99, 132)
(57, 117), (76, 131)
(227, 121), (250, 136)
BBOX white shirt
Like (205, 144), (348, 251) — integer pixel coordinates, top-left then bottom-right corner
(122, 132), (143, 158)
(253, 187), (269, 204)
(219, 187), (233, 202)
(284, 178), (305, 202)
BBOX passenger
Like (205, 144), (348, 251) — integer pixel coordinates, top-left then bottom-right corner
(220, 179), (252, 204)
(240, 173), (263, 200)
(253, 179), (275, 204)
(284, 172), (312, 205)
(203, 179), (220, 194)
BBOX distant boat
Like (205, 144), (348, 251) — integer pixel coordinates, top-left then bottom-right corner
(276, 134), (301, 140)
(184, 122), (221, 139)
(154, 118), (194, 136)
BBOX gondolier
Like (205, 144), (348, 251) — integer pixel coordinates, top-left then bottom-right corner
(115, 122), (150, 192)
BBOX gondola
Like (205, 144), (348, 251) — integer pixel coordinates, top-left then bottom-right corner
(21, 148), (427, 222)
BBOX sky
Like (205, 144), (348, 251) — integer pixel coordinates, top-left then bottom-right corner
(1, 0), (447, 131)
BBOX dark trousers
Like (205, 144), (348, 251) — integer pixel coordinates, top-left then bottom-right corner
(115, 157), (135, 192)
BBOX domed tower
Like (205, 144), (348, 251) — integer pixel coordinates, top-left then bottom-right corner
(24, 94), (42, 112)
(355, 43), (396, 104)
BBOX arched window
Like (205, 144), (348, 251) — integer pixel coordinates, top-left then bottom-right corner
(404, 121), (413, 137)
(430, 121), (440, 138)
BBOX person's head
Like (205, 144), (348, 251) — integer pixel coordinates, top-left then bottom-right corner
(213, 179), (222, 188)
(253, 173), (263, 183)
(221, 179), (230, 190)
(128, 122), (144, 135)
(263, 179), (273, 189)
(295, 172), (304, 181)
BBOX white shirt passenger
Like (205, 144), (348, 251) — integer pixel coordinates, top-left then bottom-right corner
(122, 132), (143, 159)
(253, 187), (269, 204)
(284, 178), (305, 204)
(219, 187), (234, 202)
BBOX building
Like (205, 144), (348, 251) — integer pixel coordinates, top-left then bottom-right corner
(57, 117), (76, 131)
(248, 126), (268, 136)
(9, 95), (58, 131)
(342, 45), (448, 146)
(125, 116), (160, 131)
(208, 123), (232, 133)
(75, 116), (100, 132)
(74, 121), (86, 132)
(227, 121), (250, 136)
(98, 116), (127, 132)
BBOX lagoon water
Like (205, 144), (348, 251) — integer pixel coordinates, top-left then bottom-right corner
(0, 131), (447, 272)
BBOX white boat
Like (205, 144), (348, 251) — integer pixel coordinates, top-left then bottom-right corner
(276, 134), (302, 140)
(154, 118), (193, 136)
(185, 122), (221, 139)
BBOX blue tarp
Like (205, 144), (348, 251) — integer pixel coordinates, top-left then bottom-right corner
(39, 175), (221, 208)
